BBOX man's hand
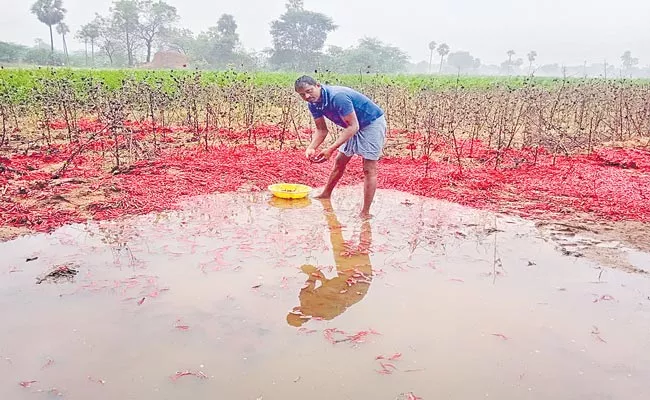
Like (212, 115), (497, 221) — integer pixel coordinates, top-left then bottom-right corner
(323, 111), (359, 156)
(305, 117), (328, 162)
(313, 147), (334, 163)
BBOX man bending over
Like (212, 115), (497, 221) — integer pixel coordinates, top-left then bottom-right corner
(294, 75), (387, 219)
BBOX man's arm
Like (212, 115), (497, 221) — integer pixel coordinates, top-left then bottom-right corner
(325, 111), (359, 152)
(307, 116), (329, 153)
(313, 94), (359, 161)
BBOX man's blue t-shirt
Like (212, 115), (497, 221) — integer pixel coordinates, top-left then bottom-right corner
(307, 85), (384, 129)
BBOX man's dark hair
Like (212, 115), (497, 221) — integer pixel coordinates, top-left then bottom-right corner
(295, 75), (319, 90)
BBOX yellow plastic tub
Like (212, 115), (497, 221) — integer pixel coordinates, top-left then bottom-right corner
(268, 183), (312, 199)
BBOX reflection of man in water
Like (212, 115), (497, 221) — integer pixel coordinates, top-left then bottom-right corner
(287, 200), (373, 327)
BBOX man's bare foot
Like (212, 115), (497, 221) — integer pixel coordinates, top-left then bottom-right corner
(359, 211), (373, 220)
(314, 192), (331, 199)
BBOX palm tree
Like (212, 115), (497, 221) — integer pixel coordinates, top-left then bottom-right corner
(30, 0), (67, 53)
(621, 50), (639, 70)
(75, 29), (89, 65)
(428, 41), (437, 74)
(437, 43), (450, 73)
(507, 50), (515, 63)
(56, 22), (70, 63)
(77, 20), (101, 66)
(526, 50), (537, 73)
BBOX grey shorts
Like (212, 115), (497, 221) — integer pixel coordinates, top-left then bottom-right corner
(338, 115), (387, 161)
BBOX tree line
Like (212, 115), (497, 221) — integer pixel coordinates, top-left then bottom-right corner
(0, 0), (646, 77)
(7, 0), (411, 73)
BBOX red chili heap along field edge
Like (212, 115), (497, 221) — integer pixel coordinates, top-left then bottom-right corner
(1, 125), (649, 236)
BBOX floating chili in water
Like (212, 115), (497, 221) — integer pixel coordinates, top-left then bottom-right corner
(174, 319), (190, 330)
(491, 333), (509, 340)
(376, 352), (402, 361)
(170, 370), (208, 381)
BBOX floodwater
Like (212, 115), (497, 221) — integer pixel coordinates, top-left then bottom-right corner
(1, 186), (649, 400)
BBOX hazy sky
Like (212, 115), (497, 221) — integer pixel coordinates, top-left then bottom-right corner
(2, 0), (648, 66)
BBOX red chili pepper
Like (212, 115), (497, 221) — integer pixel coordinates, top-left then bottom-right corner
(380, 362), (397, 370)
(593, 294), (615, 303)
(376, 352), (402, 361)
(174, 319), (190, 330)
(170, 370), (208, 381)
(4, 120), (650, 236)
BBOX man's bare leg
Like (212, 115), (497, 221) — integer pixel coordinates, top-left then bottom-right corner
(360, 159), (378, 219)
(314, 152), (352, 199)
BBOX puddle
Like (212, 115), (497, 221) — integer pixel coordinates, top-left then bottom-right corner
(1, 186), (649, 400)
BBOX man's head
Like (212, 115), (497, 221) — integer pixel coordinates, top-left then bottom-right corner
(294, 75), (322, 103)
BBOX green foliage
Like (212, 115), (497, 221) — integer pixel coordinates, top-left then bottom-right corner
(30, 0), (67, 29)
(0, 42), (29, 63)
(78, 21), (101, 43)
(159, 27), (194, 55)
(110, 0), (140, 66)
(94, 14), (125, 67)
(269, 0), (337, 71)
(447, 51), (481, 72)
(193, 14), (244, 68)
(138, 0), (179, 63)
(76, 20), (102, 66)
(156, 14), (254, 70)
(213, 14), (240, 64)
(23, 48), (66, 66)
(621, 51), (639, 69)
(323, 38), (410, 74)
(56, 22), (70, 36)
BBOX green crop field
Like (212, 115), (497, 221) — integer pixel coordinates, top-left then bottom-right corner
(2, 67), (642, 100)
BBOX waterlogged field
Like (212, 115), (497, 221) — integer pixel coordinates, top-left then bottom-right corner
(0, 68), (649, 398)
(1, 188), (649, 400)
